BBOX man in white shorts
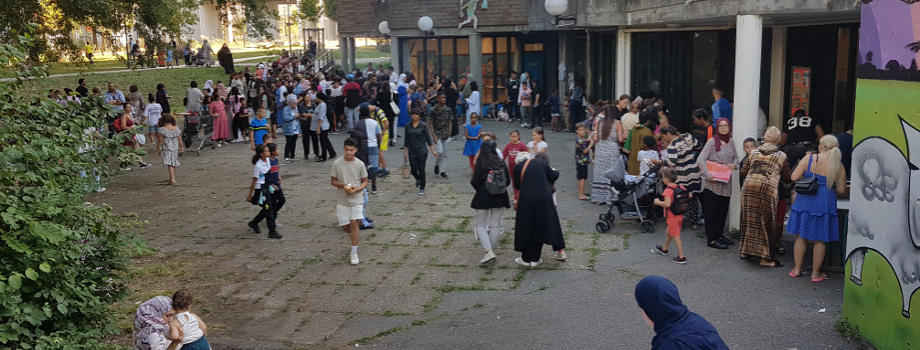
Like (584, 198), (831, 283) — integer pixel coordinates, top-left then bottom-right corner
(330, 137), (369, 265)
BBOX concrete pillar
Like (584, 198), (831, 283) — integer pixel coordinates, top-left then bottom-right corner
(585, 30), (593, 93)
(340, 37), (350, 72)
(468, 34), (483, 85)
(615, 30), (631, 97)
(558, 34), (568, 97)
(728, 14), (763, 230)
(390, 37), (400, 74)
(769, 26), (787, 129)
(348, 37), (357, 71)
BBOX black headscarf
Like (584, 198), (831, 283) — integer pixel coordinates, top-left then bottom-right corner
(635, 276), (729, 350)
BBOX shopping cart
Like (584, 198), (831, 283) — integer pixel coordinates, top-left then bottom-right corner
(180, 112), (215, 156)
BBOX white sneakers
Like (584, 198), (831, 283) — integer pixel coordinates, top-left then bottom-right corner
(350, 252), (360, 265)
(480, 251), (496, 264)
(530, 259), (543, 268)
(554, 250), (567, 261)
(514, 257), (530, 267)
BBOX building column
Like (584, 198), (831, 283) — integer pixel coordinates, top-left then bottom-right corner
(585, 31), (593, 93)
(615, 29), (631, 97)
(468, 34), (483, 85)
(390, 37), (401, 74)
(769, 26), (787, 129)
(340, 37), (350, 73)
(729, 14), (763, 230)
(348, 37), (357, 71)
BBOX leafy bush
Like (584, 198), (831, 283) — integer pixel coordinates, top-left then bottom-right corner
(0, 26), (146, 349)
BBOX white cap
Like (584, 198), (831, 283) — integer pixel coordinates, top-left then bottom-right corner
(258, 64), (265, 68)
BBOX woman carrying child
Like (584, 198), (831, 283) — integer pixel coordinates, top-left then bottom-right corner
(156, 114), (183, 185)
(470, 140), (511, 264)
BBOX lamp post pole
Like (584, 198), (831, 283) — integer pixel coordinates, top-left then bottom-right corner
(286, 0), (293, 54)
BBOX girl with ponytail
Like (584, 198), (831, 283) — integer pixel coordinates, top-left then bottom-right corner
(787, 135), (848, 282)
(246, 144), (283, 239)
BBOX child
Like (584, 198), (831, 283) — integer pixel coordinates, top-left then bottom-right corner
(156, 114), (183, 185)
(548, 90), (560, 132)
(164, 289), (209, 350)
(330, 138), (369, 265)
(463, 113), (483, 170)
(653, 168), (688, 264)
(575, 122), (594, 200)
(533, 152), (567, 262)
(740, 137), (757, 184)
(527, 127), (548, 154)
(246, 144), (283, 239)
(266, 143), (286, 227)
(232, 99), (251, 143)
(143, 93), (163, 148)
(502, 130), (529, 201)
(249, 107), (270, 150)
(638, 135), (661, 178)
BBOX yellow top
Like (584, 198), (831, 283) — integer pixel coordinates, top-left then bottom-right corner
(85, 45), (93, 54)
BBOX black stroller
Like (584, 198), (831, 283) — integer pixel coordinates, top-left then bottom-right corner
(595, 159), (662, 234)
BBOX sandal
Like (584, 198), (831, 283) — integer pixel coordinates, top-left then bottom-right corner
(760, 259), (784, 268)
(811, 273), (827, 282)
(789, 269), (804, 278)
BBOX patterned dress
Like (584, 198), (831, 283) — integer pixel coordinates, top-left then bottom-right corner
(591, 123), (620, 204)
(158, 127), (181, 167)
(738, 144), (791, 259)
(663, 134), (703, 224)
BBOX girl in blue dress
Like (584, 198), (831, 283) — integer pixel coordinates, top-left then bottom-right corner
(786, 135), (848, 282)
(463, 113), (483, 170)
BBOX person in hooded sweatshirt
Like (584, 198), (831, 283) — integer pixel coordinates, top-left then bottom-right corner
(635, 276), (729, 350)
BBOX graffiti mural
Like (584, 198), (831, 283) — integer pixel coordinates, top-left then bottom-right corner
(843, 0), (920, 348)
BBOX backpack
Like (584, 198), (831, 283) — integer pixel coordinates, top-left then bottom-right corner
(485, 168), (508, 195)
(669, 185), (691, 216)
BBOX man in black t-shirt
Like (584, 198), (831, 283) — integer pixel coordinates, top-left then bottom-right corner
(781, 109), (825, 168)
(308, 37), (317, 58)
(76, 78), (89, 98)
(506, 72), (520, 123)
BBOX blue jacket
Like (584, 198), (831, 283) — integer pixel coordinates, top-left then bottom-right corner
(281, 106), (302, 135)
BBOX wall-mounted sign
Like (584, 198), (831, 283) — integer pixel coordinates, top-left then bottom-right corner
(790, 66), (811, 116)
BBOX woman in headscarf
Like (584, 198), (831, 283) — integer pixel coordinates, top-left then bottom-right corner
(635, 276), (729, 350)
(126, 85), (146, 121)
(200, 39), (214, 68)
(739, 126), (792, 267)
(590, 105), (622, 205)
(217, 43), (234, 74)
(203, 80), (214, 93)
(625, 111), (656, 175)
(512, 151), (565, 267)
(698, 118), (739, 250)
(155, 83), (171, 115)
(465, 81), (481, 125)
(397, 74), (409, 128)
(133, 296), (181, 350)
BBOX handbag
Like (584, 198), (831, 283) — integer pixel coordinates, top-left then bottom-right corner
(390, 101), (400, 116)
(513, 159), (531, 211)
(794, 155), (818, 195)
(402, 158), (411, 179)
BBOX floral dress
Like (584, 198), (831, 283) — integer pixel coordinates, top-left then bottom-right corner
(158, 127), (182, 167)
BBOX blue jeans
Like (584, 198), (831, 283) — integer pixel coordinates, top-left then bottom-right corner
(182, 336), (210, 350)
(367, 146), (380, 172)
(361, 190), (373, 226)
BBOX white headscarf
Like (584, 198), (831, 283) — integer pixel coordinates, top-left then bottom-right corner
(203, 80), (213, 91)
(398, 74), (409, 89)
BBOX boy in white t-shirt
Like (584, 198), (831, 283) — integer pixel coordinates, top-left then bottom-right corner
(143, 94), (163, 147)
(330, 138), (369, 265)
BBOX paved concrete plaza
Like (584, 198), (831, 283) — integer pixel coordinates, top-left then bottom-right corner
(95, 119), (862, 349)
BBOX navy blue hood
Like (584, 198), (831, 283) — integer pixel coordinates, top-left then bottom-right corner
(635, 276), (729, 350)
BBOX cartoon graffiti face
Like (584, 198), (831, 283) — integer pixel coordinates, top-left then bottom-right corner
(905, 119), (920, 247)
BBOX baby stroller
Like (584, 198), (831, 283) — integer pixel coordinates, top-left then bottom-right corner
(596, 159), (662, 234)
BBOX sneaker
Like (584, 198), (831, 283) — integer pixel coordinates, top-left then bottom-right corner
(434, 165), (440, 175)
(94, 187), (106, 193)
(359, 224), (374, 230)
(418, 189), (425, 195)
(415, 180), (420, 188)
(371, 185), (377, 194)
(291, 157), (300, 161)
(284, 158), (291, 164)
(350, 252), (360, 265)
(719, 237), (736, 246)
(554, 251), (567, 261)
(276, 221), (283, 228)
(514, 257), (530, 267)
(248, 221), (262, 234)
(652, 245), (669, 255)
(530, 259), (543, 267)
(139, 162), (151, 170)
(440, 172), (449, 179)
(268, 232), (283, 239)
(672, 256), (687, 264)
(480, 251), (497, 264)
(217, 142), (222, 147)
(332, 131), (339, 135)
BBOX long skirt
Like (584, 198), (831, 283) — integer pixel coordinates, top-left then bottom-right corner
(590, 138), (620, 204)
(738, 180), (780, 259)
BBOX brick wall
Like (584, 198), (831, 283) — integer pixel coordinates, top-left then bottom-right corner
(337, 0), (530, 34)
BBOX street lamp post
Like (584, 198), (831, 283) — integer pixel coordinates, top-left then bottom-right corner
(286, 0), (293, 54)
(418, 16), (434, 88)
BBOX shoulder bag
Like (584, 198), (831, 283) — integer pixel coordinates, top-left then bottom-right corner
(513, 159), (531, 211)
(794, 155), (818, 195)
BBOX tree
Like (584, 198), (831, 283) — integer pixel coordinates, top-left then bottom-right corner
(207, 0), (278, 40)
(324, 0), (338, 22)
(298, 0), (324, 26)
(1, 24), (145, 348)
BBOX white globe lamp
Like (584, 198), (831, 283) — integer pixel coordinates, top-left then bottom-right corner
(545, 0), (568, 16)
(418, 16), (434, 32)
(378, 21), (390, 34)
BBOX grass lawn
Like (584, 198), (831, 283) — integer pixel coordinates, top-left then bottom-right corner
(16, 65), (251, 100)
(328, 45), (391, 60)
(3, 49), (280, 77)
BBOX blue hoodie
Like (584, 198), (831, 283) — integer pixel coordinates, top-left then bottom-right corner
(635, 276), (729, 350)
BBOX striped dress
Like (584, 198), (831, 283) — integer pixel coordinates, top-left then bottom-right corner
(738, 144), (792, 258)
(663, 134), (703, 224)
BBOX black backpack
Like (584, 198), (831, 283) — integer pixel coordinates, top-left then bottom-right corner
(669, 185), (691, 215)
(485, 168), (508, 195)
